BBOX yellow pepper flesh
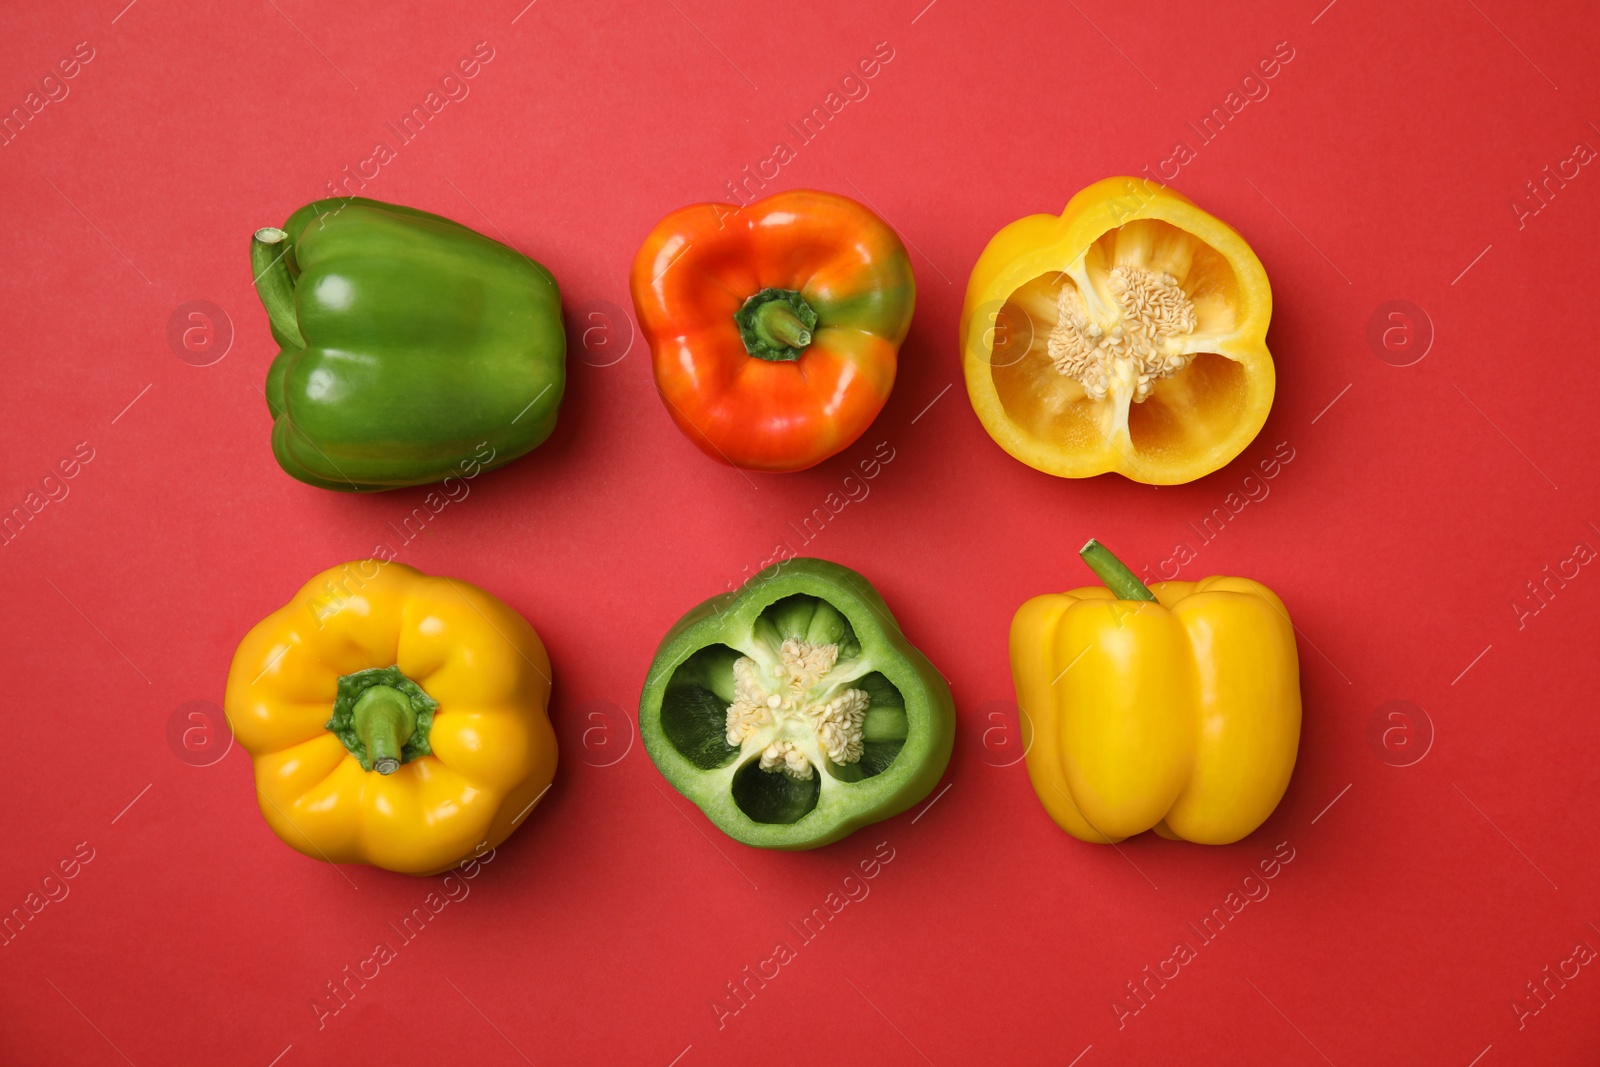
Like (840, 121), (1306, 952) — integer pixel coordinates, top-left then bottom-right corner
(1011, 575), (1300, 844)
(224, 561), (557, 875)
(962, 176), (1275, 484)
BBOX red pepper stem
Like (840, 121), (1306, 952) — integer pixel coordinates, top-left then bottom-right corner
(753, 301), (812, 350)
(735, 288), (818, 361)
(351, 685), (416, 775)
(251, 227), (306, 349)
(1080, 539), (1157, 602)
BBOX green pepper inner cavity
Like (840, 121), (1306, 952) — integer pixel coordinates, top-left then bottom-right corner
(659, 594), (910, 820)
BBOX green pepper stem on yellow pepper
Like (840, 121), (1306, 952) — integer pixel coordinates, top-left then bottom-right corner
(352, 685), (418, 776)
(1080, 539), (1156, 601)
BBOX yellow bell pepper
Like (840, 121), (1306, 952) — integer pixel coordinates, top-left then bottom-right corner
(961, 176), (1274, 484)
(224, 561), (558, 875)
(1011, 540), (1300, 844)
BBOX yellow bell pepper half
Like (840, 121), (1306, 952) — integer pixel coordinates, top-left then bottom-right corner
(224, 561), (558, 875)
(1011, 541), (1300, 844)
(961, 177), (1274, 484)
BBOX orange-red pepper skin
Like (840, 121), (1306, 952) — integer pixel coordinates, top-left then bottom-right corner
(630, 189), (915, 472)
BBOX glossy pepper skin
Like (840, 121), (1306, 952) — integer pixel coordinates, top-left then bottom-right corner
(630, 189), (915, 472)
(1011, 547), (1300, 845)
(224, 561), (558, 875)
(962, 177), (1273, 484)
(250, 197), (565, 492)
(639, 559), (953, 849)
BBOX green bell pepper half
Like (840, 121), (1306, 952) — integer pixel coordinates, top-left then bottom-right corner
(639, 558), (955, 849)
(250, 197), (565, 492)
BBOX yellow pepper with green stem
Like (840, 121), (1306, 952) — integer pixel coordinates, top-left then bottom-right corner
(224, 560), (558, 875)
(1010, 540), (1300, 844)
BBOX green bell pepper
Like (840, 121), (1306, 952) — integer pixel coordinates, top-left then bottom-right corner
(639, 558), (955, 849)
(250, 197), (565, 492)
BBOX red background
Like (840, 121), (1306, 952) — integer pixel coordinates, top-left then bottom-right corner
(3, 0), (1597, 1064)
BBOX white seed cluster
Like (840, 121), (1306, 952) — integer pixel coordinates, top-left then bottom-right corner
(724, 639), (870, 781)
(1046, 266), (1199, 402)
(770, 638), (836, 690)
(810, 690), (869, 766)
(757, 738), (815, 779)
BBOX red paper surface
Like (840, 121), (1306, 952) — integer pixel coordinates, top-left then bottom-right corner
(3, 1), (1598, 1063)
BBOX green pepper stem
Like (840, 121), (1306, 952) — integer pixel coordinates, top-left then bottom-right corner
(752, 301), (811, 350)
(735, 288), (819, 361)
(351, 685), (416, 775)
(1080, 539), (1157, 601)
(250, 227), (306, 349)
